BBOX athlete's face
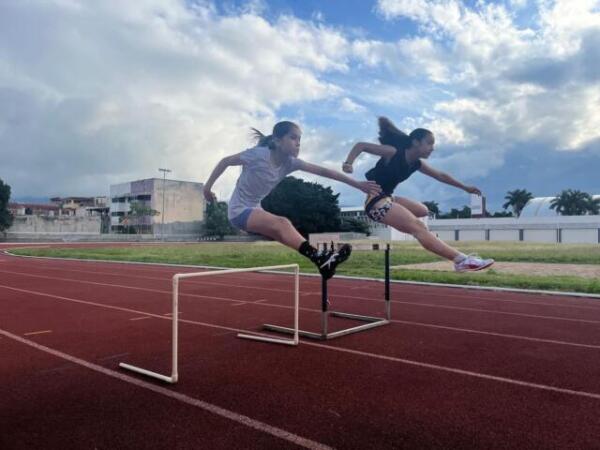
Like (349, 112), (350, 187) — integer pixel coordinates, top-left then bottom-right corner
(414, 133), (435, 158)
(276, 127), (302, 157)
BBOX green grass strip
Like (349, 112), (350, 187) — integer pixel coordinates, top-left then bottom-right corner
(8, 241), (600, 295)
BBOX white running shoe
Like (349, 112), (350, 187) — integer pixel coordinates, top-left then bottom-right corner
(454, 254), (494, 272)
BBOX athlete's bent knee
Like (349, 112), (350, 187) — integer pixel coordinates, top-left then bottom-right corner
(415, 205), (429, 218)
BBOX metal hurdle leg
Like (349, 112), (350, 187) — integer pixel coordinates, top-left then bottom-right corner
(264, 244), (391, 340)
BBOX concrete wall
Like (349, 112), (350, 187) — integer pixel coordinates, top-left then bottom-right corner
(152, 179), (204, 228)
(8, 215), (101, 234)
(110, 178), (205, 235)
(429, 216), (600, 244)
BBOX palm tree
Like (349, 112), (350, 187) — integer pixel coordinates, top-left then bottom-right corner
(549, 189), (593, 216)
(423, 201), (440, 218)
(502, 189), (533, 217)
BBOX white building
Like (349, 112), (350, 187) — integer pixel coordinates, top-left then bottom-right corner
(340, 203), (600, 244)
(110, 178), (205, 236)
(520, 195), (600, 218)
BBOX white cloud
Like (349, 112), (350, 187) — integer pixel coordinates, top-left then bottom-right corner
(371, 0), (600, 161)
(0, 0), (351, 198)
(2, 0), (599, 211)
(339, 97), (367, 113)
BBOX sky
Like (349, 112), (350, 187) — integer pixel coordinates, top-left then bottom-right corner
(1, 0), (599, 211)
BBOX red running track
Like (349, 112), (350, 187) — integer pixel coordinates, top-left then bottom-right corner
(1, 243), (600, 449)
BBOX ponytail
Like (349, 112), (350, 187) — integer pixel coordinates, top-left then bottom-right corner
(250, 128), (274, 148)
(250, 121), (300, 150)
(378, 117), (432, 149)
(378, 116), (410, 149)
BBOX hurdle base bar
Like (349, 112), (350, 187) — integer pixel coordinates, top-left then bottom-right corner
(264, 312), (388, 341)
(119, 362), (177, 384)
(237, 332), (298, 346)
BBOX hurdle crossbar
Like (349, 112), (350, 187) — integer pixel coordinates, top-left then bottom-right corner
(119, 264), (300, 384)
(264, 245), (391, 340)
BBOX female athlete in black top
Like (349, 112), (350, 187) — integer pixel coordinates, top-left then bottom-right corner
(342, 117), (494, 272)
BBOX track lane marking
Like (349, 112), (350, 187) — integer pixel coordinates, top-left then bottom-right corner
(3, 284), (600, 400)
(0, 328), (333, 450)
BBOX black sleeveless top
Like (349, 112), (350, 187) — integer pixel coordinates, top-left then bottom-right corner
(365, 147), (422, 195)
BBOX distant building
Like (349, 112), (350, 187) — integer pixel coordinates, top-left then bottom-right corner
(470, 194), (487, 218)
(50, 196), (109, 217)
(110, 178), (205, 236)
(8, 203), (61, 217)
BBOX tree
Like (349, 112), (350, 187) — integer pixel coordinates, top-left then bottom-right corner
(0, 179), (14, 234)
(203, 201), (237, 239)
(502, 189), (533, 217)
(339, 217), (371, 235)
(128, 201), (159, 234)
(550, 189), (595, 216)
(438, 206), (471, 219)
(491, 210), (513, 217)
(423, 201), (440, 218)
(262, 176), (341, 236)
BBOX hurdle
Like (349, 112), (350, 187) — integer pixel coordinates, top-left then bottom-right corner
(119, 264), (300, 384)
(264, 244), (391, 340)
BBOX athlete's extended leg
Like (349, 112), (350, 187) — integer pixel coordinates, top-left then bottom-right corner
(382, 203), (458, 260)
(380, 203), (493, 271)
(245, 208), (351, 278)
(245, 208), (305, 249)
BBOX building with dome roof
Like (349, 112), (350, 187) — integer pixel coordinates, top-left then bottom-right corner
(520, 195), (600, 218)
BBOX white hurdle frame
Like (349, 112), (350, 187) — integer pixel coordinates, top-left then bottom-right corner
(119, 264), (300, 384)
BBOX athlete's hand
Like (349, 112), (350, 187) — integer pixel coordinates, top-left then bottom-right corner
(342, 162), (353, 174)
(203, 186), (217, 203)
(465, 186), (482, 196)
(359, 180), (382, 196)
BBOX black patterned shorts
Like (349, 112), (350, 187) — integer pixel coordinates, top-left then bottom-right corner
(365, 194), (393, 222)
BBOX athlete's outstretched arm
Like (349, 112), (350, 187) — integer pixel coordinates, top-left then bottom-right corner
(202, 153), (244, 202)
(297, 160), (381, 196)
(419, 161), (482, 195)
(342, 143), (397, 173)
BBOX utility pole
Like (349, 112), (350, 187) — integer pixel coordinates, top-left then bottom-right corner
(158, 168), (171, 240)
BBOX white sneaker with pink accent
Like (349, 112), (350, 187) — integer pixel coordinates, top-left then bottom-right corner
(454, 254), (494, 272)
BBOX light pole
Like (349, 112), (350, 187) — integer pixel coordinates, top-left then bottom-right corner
(159, 168), (171, 240)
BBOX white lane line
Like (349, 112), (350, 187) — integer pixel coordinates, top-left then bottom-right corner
(1, 283), (598, 350)
(393, 319), (600, 350)
(0, 268), (303, 312)
(3, 284), (600, 401)
(231, 299), (268, 307)
(130, 316), (152, 321)
(307, 341), (600, 401)
(98, 353), (130, 362)
(23, 330), (52, 336)
(1, 268), (597, 324)
(0, 328), (332, 450)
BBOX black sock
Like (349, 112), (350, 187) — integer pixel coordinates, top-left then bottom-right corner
(298, 241), (318, 261)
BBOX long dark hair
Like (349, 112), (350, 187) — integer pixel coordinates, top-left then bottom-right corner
(251, 121), (299, 150)
(378, 117), (432, 150)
